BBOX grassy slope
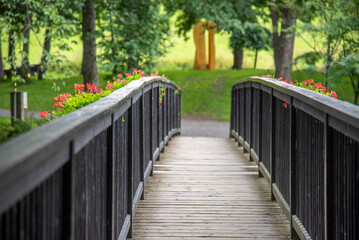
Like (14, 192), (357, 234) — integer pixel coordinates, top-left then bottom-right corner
(164, 69), (355, 121)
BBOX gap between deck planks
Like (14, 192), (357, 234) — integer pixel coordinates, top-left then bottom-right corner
(128, 136), (290, 240)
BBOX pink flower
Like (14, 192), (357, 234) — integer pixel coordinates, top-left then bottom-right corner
(279, 77), (283, 80)
(283, 103), (288, 108)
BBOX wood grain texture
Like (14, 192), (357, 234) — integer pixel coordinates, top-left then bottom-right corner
(129, 136), (290, 239)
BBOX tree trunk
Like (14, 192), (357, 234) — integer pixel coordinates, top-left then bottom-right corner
(254, 49), (258, 69)
(82, 0), (99, 87)
(21, 5), (31, 78)
(127, 59), (138, 72)
(0, 31), (4, 80)
(8, 29), (15, 79)
(270, 5), (296, 81)
(233, 48), (243, 70)
(38, 27), (52, 80)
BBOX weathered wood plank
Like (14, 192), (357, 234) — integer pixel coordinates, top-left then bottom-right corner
(128, 136), (290, 239)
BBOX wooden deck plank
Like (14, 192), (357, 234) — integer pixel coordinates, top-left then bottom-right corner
(129, 137), (290, 239)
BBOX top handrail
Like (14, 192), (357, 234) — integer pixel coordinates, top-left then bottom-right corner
(232, 76), (359, 128)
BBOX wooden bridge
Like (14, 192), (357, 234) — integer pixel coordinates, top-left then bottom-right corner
(0, 76), (358, 240)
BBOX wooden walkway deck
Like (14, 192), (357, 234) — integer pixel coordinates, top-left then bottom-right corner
(129, 136), (290, 239)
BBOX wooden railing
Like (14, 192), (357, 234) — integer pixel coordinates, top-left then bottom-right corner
(230, 77), (359, 240)
(0, 77), (181, 240)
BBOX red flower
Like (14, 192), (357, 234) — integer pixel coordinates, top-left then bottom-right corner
(107, 82), (114, 91)
(117, 73), (122, 78)
(159, 99), (162, 104)
(155, 70), (159, 75)
(150, 73), (155, 77)
(283, 103), (288, 108)
(290, 82), (294, 85)
(283, 80), (288, 83)
(74, 84), (85, 91)
(279, 77), (283, 80)
(53, 102), (64, 108)
(125, 73), (131, 77)
(133, 69), (137, 74)
(54, 93), (71, 102)
(331, 90), (337, 99)
(40, 111), (48, 118)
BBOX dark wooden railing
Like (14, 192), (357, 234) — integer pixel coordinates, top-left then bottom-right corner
(230, 77), (359, 240)
(0, 77), (181, 240)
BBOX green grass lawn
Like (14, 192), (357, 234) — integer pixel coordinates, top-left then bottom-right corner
(0, 73), (112, 112)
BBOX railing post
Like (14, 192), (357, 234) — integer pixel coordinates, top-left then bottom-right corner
(323, 114), (332, 240)
(126, 100), (133, 238)
(229, 88), (235, 138)
(106, 115), (115, 240)
(248, 83), (253, 159)
(258, 87), (263, 178)
(62, 143), (73, 240)
(140, 91), (145, 200)
(150, 84), (154, 176)
(242, 86), (247, 152)
(289, 98), (298, 239)
(270, 88), (275, 201)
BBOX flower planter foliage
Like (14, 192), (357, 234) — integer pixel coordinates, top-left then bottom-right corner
(41, 69), (165, 119)
(260, 74), (338, 99)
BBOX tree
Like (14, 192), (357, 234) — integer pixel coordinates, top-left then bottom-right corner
(20, 3), (31, 78)
(82, 0), (98, 86)
(97, 0), (171, 73)
(36, 0), (81, 80)
(296, 0), (358, 89)
(229, 0), (258, 69)
(0, 30), (4, 80)
(230, 23), (271, 69)
(270, 1), (298, 81)
(327, 0), (359, 104)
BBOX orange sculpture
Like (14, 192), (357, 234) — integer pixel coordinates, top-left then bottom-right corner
(193, 21), (217, 71)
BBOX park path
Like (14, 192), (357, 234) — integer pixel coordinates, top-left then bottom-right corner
(129, 136), (290, 239)
(0, 109), (41, 118)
